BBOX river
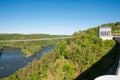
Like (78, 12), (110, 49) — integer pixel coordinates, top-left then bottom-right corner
(0, 45), (55, 78)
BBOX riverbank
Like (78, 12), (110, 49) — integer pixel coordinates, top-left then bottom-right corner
(0, 40), (58, 57)
(0, 34), (69, 57)
(0, 45), (55, 78)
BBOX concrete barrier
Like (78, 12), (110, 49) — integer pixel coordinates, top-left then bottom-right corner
(116, 58), (120, 76)
(94, 75), (120, 80)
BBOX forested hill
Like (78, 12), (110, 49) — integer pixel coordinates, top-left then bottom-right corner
(0, 34), (70, 57)
(102, 22), (120, 31)
(4, 22), (120, 80)
(73, 22), (120, 37)
(0, 34), (70, 40)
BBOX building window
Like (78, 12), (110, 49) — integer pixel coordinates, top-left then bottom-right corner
(99, 26), (111, 40)
(100, 31), (110, 37)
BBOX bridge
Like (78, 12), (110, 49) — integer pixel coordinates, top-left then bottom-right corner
(0, 37), (73, 42)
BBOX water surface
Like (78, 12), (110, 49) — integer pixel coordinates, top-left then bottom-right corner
(0, 45), (55, 78)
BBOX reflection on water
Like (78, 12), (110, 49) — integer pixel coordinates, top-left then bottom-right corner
(0, 45), (55, 78)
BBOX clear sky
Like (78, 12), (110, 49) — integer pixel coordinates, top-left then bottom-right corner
(0, 0), (120, 35)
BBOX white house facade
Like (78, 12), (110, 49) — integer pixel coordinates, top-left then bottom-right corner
(99, 26), (112, 40)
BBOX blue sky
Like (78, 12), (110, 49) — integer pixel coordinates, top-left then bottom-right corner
(0, 0), (120, 35)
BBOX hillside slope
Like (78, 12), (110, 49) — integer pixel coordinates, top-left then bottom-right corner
(4, 22), (120, 80)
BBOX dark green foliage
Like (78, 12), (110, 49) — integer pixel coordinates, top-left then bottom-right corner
(102, 22), (120, 32)
(0, 34), (69, 56)
(63, 64), (74, 80)
(64, 51), (71, 59)
(0, 40), (57, 56)
(115, 22), (120, 26)
(0, 34), (69, 40)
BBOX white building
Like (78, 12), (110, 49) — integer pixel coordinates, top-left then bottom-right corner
(99, 26), (112, 40)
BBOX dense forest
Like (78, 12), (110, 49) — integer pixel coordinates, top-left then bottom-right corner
(0, 34), (68, 56)
(3, 22), (120, 80)
(0, 40), (58, 57)
(0, 34), (69, 40)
